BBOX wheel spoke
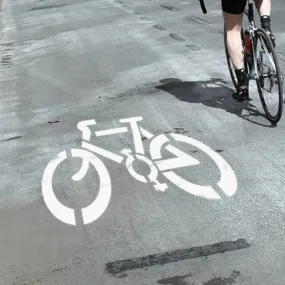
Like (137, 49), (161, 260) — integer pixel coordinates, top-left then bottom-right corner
(254, 28), (283, 123)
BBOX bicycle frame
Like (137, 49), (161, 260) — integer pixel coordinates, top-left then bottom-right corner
(244, 0), (261, 80)
(246, 0), (255, 25)
(245, 0), (277, 80)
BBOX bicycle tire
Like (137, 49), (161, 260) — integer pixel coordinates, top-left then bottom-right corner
(223, 23), (246, 89)
(254, 28), (283, 124)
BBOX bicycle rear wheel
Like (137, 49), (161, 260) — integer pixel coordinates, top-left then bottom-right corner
(254, 28), (283, 124)
(224, 24), (246, 89)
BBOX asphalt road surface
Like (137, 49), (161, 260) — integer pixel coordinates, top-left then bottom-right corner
(1, 0), (285, 284)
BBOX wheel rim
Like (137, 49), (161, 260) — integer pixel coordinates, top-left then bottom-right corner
(255, 29), (283, 122)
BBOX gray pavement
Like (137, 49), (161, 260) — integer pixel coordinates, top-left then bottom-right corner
(1, 0), (285, 284)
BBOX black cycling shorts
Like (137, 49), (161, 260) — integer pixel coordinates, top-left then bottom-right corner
(222, 0), (247, 15)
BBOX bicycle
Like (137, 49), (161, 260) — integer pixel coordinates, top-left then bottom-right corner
(199, 0), (283, 124)
(42, 117), (237, 225)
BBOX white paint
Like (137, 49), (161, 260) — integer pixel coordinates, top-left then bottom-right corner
(42, 116), (238, 225)
(42, 151), (76, 225)
(155, 144), (200, 171)
(162, 171), (221, 199)
(151, 133), (237, 199)
(42, 149), (112, 225)
(140, 127), (154, 139)
(120, 117), (144, 154)
(74, 149), (112, 225)
(77, 120), (96, 141)
(82, 141), (123, 164)
(121, 148), (168, 191)
(95, 127), (128, 137)
(122, 149), (147, 182)
(153, 179), (168, 192)
(150, 134), (169, 160)
(72, 157), (90, 181)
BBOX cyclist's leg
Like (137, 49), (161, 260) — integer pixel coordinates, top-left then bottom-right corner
(222, 0), (249, 101)
(255, 0), (275, 46)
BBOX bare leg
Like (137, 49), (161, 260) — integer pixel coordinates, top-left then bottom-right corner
(255, 0), (271, 16)
(223, 12), (244, 70)
(223, 11), (249, 101)
(255, 0), (275, 45)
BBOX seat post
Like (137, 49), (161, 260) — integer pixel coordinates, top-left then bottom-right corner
(248, 0), (255, 24)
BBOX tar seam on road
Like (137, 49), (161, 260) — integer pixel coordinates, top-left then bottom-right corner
(105, 239), (251, 274)
(186, 44), (200, 51)
(29, 4), (67, 11)
(160, 5), (180, 11)
(153, 24), (167, 31)
(0, 136), (22, 143)
(169, 33), (186, 42)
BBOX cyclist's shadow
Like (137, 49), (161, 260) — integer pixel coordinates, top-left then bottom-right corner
(156, 78), (274, 127)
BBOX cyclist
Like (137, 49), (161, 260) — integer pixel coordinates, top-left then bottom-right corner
(222, 0), (276, 101)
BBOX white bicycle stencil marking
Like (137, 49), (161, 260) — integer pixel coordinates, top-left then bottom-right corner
(42, 116), (237, 225)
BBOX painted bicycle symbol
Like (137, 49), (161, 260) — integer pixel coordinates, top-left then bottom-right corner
(42, 117), (237, 225)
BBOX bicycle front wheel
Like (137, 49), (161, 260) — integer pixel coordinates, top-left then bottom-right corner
(254, 28), (283, 124)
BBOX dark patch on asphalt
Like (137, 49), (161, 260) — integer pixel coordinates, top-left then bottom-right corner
(0, 136), (22, 143)
(118, 273), (128, 278)
(174, 127), (188, 134)
(157, 274), (192, 285)
(1, 55), (12, 67)
(185, 44), (200, 51)
(140, 16), (150, 21)
(1, 48), (13, 52)
(105, 239), (250, 274)
(0, 43), (14, 46)
(29, 4), (66, 11)
(48, 118), (60, 124)
(169, 33), (186, 42)
(0, 42), (31, 48)
(185, 16), (211, 25)
(13, 265), (69, 285)
(195, 16), (211, 24)
(133, 11), (141, 15)
(153, 24), (167, 31)
(114, 0), (124, 3)
(215, 149), (224, 153)
(203, 270), (240, 285)
(160, 5), (180, 11)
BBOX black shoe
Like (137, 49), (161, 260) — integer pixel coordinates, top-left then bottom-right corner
(232, 85), (249, 102)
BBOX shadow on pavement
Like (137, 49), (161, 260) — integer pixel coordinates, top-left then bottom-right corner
(156, 78), (275, 128)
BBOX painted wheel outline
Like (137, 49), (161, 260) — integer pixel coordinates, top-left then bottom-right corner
(42, 149), (111, 225)
(150, 134), (237, 200)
